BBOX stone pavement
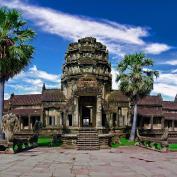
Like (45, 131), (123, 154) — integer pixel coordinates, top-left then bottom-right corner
(0, 146), (177, 177)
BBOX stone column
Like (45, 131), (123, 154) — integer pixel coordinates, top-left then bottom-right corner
(20, 116), (23, 130)
(40, 108), (43, 125)
(150, 116), (153, 130)
(60, 112), (64, 127)
(109, 113), (113, 128)
(96, 95), (102, 128)
(73, 96), (79, 127)
(46, 110), (49, 126)
(28, 115), (31, 130)
(52, 116), (55, 126)
(57, 112), (61, 127)
(118, 108), (121, 127)
(90, 108), (93, 127)
(161, 118), (165, 129)
(172, 120), (175, 131)
(116, 113), (118, 127)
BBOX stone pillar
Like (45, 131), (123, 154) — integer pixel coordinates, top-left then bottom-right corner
(40, 108), (43, 125)
(57, 112), (61, 127)
(116, 113), (118, 127)
(90, 108), (93, 127)
(161, 118), (165, 129)
(172, 120), (175, 131)
(66, 114), (69, 127)
(28, 115), (31, 130)
(96, 95), (102, 128)
(52, 116), (55, 126)
(109, 113), (113, 128)
(46, 110), (49, 126)
(20, 116), (23, 130)
(60, 112), (64, 127)
(118, 107), (122, 127)
(73, 96), (79, 127)
(150, 116), (153, 130)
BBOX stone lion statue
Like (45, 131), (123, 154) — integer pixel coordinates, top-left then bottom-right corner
(2, 113), (20, 142)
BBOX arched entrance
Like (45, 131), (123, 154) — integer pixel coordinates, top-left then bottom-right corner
(79, 96), (96, 127)
(82, 106), (91, 127)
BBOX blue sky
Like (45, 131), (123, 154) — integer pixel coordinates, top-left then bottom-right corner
(1, 0), (177, 100)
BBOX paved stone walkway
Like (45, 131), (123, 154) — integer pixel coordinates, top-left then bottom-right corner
(0, 146), (177, 177)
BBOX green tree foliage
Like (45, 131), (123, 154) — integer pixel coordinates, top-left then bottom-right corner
(0, 8), (35, 139)
(116, 53), (159, 140)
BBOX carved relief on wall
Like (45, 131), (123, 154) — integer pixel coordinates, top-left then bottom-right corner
(77, 76), (98, 88)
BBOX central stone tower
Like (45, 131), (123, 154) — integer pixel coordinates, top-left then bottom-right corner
(61, 37), (112, 98)
(61, 37), (112, 129)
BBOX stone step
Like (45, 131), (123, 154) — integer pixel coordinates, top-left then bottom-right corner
(78, 132), (97, 134)
(77, 140), (99, 143)
(77, 146), (100, 150)
(77, 143), (99, 145)
(77, 136), (99, 138)
(77, 139), (99, 141)
(78, 140), (98, 142)
(77, 128), (100, 150)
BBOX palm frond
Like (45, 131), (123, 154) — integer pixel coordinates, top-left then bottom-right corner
(116, 53), (159, 102)
(0, 7), (35, 81)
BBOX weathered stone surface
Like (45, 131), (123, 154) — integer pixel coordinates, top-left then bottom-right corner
(2, 113), (20, 142)
(0, 146), (177, 177)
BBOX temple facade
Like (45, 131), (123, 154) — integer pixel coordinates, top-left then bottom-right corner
(3, 37), (177, 135)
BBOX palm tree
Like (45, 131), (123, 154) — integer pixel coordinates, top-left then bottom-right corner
(116, 53), (159, 141)
(0, 8), (35, 139)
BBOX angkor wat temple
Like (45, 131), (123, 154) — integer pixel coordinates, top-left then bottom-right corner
(3, 37), (177, 148)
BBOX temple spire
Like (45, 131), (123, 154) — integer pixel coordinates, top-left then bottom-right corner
(42, 83), (46, 92)
(175, 94), (177, 102)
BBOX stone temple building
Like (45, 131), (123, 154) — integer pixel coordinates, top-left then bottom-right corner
(3, 37), (177, 148)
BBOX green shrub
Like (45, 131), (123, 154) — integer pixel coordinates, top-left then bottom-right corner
(111, 137), (135, 148)
(169, 144), (177, 151)
(38, 136), (63, 147)
(38, 136), (52, 146)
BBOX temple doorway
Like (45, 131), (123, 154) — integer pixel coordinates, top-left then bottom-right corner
(79, 96), (96, 127)
(82, 106), (91, 127)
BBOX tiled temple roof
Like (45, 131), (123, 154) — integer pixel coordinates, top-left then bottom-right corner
(163, 112), (177, 120)
(162, 101), (177, 111)
(10, 94), (42, 106)
(137, 107), (162, 117)
(42, 89), (65, 102)
(107, 90), (129, 102)
(138, 95), (162, 106)
(11, 109), (41, 116)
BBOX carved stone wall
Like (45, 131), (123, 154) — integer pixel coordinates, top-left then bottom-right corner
(61, 37), (112, 100)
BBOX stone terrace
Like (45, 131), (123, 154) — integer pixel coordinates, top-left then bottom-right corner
(0, 147), (177, 177)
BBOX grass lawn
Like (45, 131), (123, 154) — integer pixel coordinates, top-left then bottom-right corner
(38, 136), (62, 147)
(111, 137), (135, 148)
(169, 144), (177, 151)
(38, 136), (52, 146)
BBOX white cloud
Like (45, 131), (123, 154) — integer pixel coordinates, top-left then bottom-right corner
(160, 60), (177, 66)
(111, 68), (177, 101)
(5, 65), (60, 95)
(4, 93), (10, 100)
(0, 0), (170, 57)
(111, 68), (119, 90)
(152, 72), (177, 100)
(29, 66), (59, 81)
(172, 69), (177, 73)
(153, 83), (176, 98)
(144, 43), (171, 54)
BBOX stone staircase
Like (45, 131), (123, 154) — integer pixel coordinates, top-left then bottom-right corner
(77, 128), (100, 150)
